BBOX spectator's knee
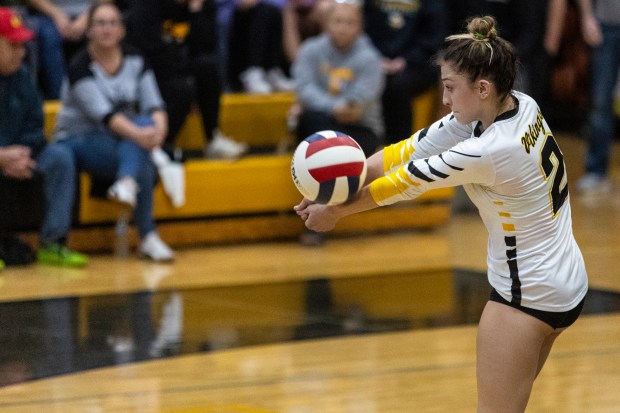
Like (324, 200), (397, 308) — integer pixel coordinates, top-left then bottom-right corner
(39, 144), (76, 175)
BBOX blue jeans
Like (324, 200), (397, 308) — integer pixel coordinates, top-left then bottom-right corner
(36, 143), (77, 244)
(59, 132), (157, 238)
(28, 15), (66, 100)
(586, 23), (620, 177)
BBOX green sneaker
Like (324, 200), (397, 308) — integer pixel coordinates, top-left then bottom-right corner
(37, 244), (88, 267)
(0, 259), (4, 271)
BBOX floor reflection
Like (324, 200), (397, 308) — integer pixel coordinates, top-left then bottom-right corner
(1, 269), (619, 387)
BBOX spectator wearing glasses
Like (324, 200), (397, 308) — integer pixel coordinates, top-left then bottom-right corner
(54, 1), (174, 261)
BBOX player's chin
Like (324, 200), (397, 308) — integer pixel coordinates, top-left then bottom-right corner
(452, 112), (470, 125)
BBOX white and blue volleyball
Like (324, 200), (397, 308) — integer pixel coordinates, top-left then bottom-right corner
(291, 130), (367, 205)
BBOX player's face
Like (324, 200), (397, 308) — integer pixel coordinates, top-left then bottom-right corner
(440, 64), (481, 125)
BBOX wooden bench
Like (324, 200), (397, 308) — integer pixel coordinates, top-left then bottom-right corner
(42, 90), (452, 252)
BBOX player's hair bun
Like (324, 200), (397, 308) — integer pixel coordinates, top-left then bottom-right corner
(467, 16), (498, 42)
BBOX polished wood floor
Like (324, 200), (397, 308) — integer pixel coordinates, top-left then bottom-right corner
(1, 313), (619, 413)
(0, 133), (619, 412)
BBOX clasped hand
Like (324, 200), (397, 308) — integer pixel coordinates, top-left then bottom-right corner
(0, 145), (36, 179)
(294, 198), (340, 232)
(134, 126), (166, 151)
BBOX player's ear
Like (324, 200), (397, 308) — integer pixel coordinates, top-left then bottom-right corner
(477, 79), (492, 99)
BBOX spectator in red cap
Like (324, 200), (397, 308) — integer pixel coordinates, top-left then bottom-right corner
(0, 7), (34, 43)
(0, 6), (87, 268)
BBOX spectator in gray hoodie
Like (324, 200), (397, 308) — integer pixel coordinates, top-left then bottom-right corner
(291, 0), (383, 246)
(291, 0), (384, 158)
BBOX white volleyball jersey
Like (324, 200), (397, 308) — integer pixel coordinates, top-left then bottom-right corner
(370, 91), (588, 312)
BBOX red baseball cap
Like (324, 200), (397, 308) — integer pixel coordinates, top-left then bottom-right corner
(0, 8), (34, 43)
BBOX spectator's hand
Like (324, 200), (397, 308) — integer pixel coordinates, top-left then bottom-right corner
(50, 10), (72, 38)
(333, 101), (363, 124)
(0, 146), (36, 179)
(66, 13), (88, 41)
(581, 14), (602, 47)
(133, 126), (162, 151)
(381, 57), (406, 74)
(187, 0), (204, 12)
(237, 0), (259, 10)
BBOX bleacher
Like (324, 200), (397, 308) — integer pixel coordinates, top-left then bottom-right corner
(42, 89), (454, 253)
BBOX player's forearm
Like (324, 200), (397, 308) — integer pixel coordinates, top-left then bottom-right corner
(364, 150), (385, 185)
(330, 186), (379, 220)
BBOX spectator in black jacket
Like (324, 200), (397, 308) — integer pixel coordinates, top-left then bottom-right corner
(0, 7), (87, 267)
(363, 0), (448, 144)
(124, 0), (248, 159)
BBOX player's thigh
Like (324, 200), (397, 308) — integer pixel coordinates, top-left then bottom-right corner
(536, 328), (564, 377)
(476, 301), (554, 413)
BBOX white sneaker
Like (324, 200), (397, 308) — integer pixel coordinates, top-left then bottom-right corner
(158, 162), (186, 208)
(267, 67), (295, 92)
(151, 147), (171, 169)
(139, 232), (174, 262)
(205, 129), (249, 160)
(240, 66), (272, 94)
(107, 177), (139, 208)
(575, 173), (611, 194)
(151, 149), (186, 207)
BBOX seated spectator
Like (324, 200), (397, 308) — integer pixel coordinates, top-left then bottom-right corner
(292, 0), (383, 155)
(124, 0), (248, 160)
(224, 0), (294, 93)
(54, 1), (174, 261)
(0, 7), (87, 267)
(25, 0), (95, 99)
(291, 0), (384, 245)
(363, 0), (447, 143)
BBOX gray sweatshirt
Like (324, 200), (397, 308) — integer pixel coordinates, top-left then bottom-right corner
(292, 33), (385, 137)
(55, 46), (164, 140)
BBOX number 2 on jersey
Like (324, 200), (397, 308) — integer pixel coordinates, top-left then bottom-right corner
(540, 134), (568, 217)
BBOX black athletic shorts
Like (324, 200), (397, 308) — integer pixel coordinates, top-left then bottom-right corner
(490, 289), (585, 329)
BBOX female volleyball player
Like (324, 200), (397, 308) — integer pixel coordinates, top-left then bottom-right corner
(295, 15), (588, 413)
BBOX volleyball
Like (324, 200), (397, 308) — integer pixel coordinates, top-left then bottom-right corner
(291, 130), (367, 205)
